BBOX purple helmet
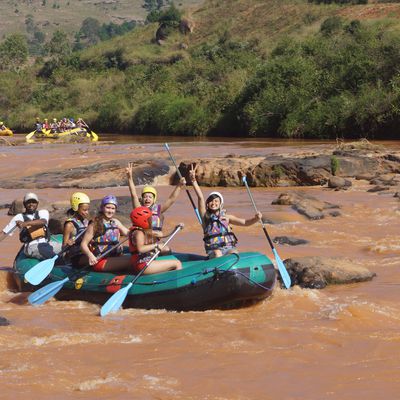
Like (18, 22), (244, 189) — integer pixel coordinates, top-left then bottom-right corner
(100, 195), (118, 210)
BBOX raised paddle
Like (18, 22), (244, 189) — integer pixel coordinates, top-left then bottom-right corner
(81, 119), (98, 142)
(24, 229), (87, 286)
(28, 237), (129, 306)
(164, 143), (202, 224)
(100, 223), (184, 317)
(242, 176), (291, 289)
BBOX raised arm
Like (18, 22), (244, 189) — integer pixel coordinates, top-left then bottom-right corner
(126, 162), (141, 209)
(227, 211), (262, 227)
(160, 177), (186, 213)
(188, 164), (206, 219)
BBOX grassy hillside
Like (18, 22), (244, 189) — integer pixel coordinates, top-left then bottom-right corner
(0, 0), (202, 38)
(2, 0), (400, 139)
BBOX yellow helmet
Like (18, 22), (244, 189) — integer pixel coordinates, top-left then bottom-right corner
(141, 186), (157, 203)
(0, 122), (3, 125)
(70, 192), (90, 212)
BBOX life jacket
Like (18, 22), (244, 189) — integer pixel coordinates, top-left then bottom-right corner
(150, 204), (163, 231)
(203, 210), (238, 251)
(19, 211), (50, 244)
(64, 216), (88, 258)
(35, 123), (43, 132)
(90, 219), (121, 257)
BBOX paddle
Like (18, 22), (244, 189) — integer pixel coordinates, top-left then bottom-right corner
(25, 130), (36, 141)
(24, 229), (87, 286)
(100, 223), (184, 317)
(164, 143), (202, 225)
(242, 176), (291, 289)
(81, 119), (99, 142)
(28, 237), (129, 306)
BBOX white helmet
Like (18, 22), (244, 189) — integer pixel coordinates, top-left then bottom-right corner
(206, 191), (224, 209)
(23, 192), (39, 203)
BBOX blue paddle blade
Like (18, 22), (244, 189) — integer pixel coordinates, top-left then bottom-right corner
(24, 255), (58, 285)
(194, 208), (202, 224)
(100, 282), (132, 317)
(28, 277), (68, 306)
(272, 248), (291, 289)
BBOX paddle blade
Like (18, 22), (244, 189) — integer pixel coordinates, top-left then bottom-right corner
(90, 131), (99, 142)
(272, 248), (291, 289)
(25, 131), (35, 140)
(28, 277), (68, 306)
(24, 255), (58, 285)
(100, 283), (132, 317)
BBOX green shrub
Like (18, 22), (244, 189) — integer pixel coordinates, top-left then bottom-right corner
(330, 155), (340, 176)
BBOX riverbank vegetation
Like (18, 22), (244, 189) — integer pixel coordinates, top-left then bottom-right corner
(2, 0), (400, 139)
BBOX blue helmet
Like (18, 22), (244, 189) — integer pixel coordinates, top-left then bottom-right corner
(100, 195), (118, 210)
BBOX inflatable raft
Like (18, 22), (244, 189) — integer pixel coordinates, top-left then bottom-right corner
(0, 128), (13, 136)
(13, 242), (276, 311)
(26, 128), (98, 142)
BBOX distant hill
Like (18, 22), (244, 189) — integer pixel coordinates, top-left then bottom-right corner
(3, 0), (400, 139)
(0, 0), (203, 39)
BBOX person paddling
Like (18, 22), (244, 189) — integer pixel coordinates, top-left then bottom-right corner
(189, 165), (262, 259)
(0, 193), (62, 260)
(62, 192), (91, 267)
(126, 162), (186, 254)
(80, 195), (131, 272)
(129, 206), (182, 274)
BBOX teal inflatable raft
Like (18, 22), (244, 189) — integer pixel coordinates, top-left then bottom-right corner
(13, 240), (276, 311)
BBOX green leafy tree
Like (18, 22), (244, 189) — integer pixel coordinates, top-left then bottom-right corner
(45, 30), (71, 59)
(0, 34), (28, 71)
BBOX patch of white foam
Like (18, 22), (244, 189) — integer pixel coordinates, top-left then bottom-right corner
(74, 374), (117, 391)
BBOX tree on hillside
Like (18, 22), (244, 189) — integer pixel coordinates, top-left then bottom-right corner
(45, 30), (71, 59)
(0, 34), (28, 71)
(77, 17), (102, 46)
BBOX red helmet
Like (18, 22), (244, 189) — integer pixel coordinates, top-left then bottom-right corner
(130, 206), (152, 229)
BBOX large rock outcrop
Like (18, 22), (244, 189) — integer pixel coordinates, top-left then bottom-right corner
(282, 257), (376, 289)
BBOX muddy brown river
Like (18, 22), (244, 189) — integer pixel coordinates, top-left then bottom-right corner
(0, 135), (399, 399)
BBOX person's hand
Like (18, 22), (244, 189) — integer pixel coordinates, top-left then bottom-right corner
(88, 253), (98, 266)
(179, 176), (186, 186)
(16, 221), (26, 228)
(126, 162), (133, 178)
(189, 163), (197, 182)
(66, 239), (75, 247)
(255, 211), (262, 221)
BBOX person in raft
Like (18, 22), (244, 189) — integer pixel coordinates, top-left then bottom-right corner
(0, 192), (62, 260)
(80, 195), (131, 272)
(126, 162), (186, 254)
(62, 192), (91, 267)
(189, 165), (262, 259)
(129, 206), (182, 274)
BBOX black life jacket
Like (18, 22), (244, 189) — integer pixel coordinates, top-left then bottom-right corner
(19, 211), (50, 243)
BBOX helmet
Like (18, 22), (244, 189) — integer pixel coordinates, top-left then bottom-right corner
(130, 206), (152, 229)
(141, 186), (157, 203)
(44, 118), (48, 121)
(0, 122), (3, 125)
(70, 192), (90, 212)
(206, 191), (224, 209)
(100, 195), (118, 210)
(23, 192), (39, 203)
(70, 118), (74, 122)
(36, 117), (40, 121)
(53, 118), (57, 122)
